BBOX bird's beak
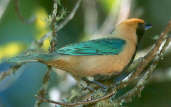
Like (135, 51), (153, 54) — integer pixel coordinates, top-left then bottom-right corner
(145, 23), (152, 30)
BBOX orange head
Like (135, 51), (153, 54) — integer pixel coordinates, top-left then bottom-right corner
(117, 18), (145, 32)
(115, 18), (151, 42)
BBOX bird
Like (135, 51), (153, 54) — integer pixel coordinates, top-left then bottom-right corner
(7, 18), (151, 80)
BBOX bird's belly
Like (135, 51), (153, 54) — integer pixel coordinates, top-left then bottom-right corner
(50, 55), (130, 77)
(73, 55), (125, 76)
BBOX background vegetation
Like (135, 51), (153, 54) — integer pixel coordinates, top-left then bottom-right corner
(0, 0), (171, 107)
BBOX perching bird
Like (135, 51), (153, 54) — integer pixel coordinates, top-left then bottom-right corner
(8, 18), (151, 79)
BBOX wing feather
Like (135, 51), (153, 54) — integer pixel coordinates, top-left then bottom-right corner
(56, 38), (126, 55)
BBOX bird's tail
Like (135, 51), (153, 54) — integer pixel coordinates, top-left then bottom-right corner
(7, 53), (58, 64)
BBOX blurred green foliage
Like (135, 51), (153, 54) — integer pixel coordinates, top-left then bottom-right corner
(0, 0), (171, 107)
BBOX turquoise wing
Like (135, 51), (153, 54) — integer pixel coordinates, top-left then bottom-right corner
(56, 38), (126, 55)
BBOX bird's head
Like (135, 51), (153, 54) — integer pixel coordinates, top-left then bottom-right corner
(116, 18), (152, 42)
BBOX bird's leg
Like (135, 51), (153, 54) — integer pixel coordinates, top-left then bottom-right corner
(79, 79), (95, 92)
(90, 80), (109, 91)
(82, 77), (109, 91)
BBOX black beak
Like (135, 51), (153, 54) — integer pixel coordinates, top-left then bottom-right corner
(145, 23), (152, 30)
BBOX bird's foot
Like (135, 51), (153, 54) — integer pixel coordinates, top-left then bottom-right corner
(79, 80), (95, 92)
(82, 77), (109, 92)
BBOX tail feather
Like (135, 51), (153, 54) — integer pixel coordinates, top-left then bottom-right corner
(7, 53), (58, 63)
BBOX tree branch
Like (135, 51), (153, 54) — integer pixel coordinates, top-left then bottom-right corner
(34, 66), (52, 107)
(114, 34), (171, 104)
(49, 0), (58, 52)
(0, 63), (22, 81)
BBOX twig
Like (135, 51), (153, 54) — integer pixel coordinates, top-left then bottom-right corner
(49, 0), (58, 52)
(159, 35), (171, 54)
(36, 32), (52, 48)
(36, 88), (117, 106)
(35, 19), (171, 106)
(51, 0), (58, 36)
(55, 0), (82, 32)
(28, 31), (52, 51)
(34, 66), (51, 107)
(0, 63), (22, 81)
